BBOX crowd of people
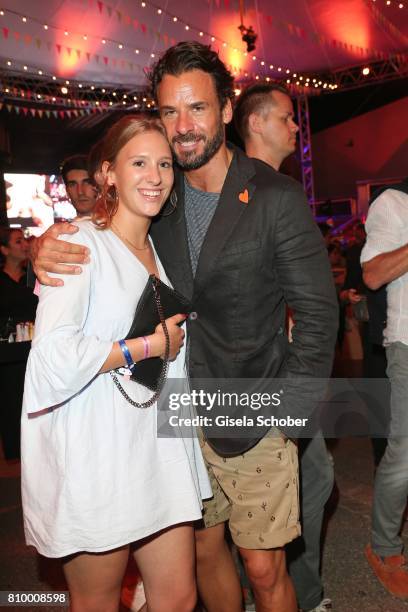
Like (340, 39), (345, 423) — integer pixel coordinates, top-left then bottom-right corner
(1, 40), (407, 612)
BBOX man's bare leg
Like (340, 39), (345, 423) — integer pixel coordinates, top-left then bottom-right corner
(195, 523), (243, 612)
(239, 547), (297, 612)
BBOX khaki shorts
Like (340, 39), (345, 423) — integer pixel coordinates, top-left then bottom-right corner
(200, 432), (301, 550)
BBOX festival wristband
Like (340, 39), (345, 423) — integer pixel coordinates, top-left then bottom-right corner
(118, 339), (135, 369)
(142, 336), (150, 359)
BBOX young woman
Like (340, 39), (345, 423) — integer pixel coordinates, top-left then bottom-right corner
(0, 227), (38, 323)
(21, 115), (211, 612)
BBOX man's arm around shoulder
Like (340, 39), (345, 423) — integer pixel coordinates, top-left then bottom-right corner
(30, 222), (90, 287)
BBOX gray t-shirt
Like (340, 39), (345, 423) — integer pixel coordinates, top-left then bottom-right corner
(184, 176), (220, 277)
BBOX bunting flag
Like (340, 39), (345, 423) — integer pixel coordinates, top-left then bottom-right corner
(86, 0), (404, 63)
(0, 102), (113, 119)
(363, 0), (408, 45)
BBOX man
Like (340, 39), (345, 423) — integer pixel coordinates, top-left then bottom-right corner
(32, 42), (338, 611)
(233, 83), (334, 612)
(61, 154), (98, 217)
(361, 178), (408, 599)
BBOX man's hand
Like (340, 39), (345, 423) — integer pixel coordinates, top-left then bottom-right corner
(31, 222), (90, 287)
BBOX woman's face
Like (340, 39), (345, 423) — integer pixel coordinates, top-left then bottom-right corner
(1, 230), (29, 263)
(108, 130), (174, 220)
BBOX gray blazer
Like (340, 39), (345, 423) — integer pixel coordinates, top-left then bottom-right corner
(151, 146), (338, 455)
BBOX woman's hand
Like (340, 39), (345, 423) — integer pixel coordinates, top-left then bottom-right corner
(149, 313), (187, 360)
(340, 288), (364, 304)
(30, 223), (90, 286)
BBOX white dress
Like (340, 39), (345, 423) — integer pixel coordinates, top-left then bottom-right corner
(21, 219), (211, 558)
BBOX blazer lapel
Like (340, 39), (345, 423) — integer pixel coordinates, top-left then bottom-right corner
(166, 170), (195, 300)
(193, 147), (257, 301)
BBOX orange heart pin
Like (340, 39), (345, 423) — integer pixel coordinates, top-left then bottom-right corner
(239, 189), (249, 204)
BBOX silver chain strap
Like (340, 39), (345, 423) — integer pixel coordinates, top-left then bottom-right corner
(109, 276), (170, 409)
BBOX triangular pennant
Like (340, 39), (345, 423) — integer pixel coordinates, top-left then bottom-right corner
(66, 110), (72, 118)
(86, 52), (91, 61)
(124, 15), (131, 26)
(15, 107), (21, 115)
(2, 27), (9, 39)
(56, 43), (62, 54)
(59, 110), (65, 119)
(66, 47), (72, 56)
(6, 104), (13, 112)
(24, 34), (32, 45)
(45, 110), (51, 118)
(95, 54), (100, 63)
(0, 103), (3, 111)
(52, 110), (58, 118)
(133, 19), (139, 29)
(38, 110), (43, 118)
(107, 6), (112, 17)
(76, 49), (81, 59)
(141, 23), (147, 34)
(103, 56), (108, 65)
(14, 31), (20, 41)
(35, 37), (42, 49)
(30, 108), (36, 117)
(97, 0), (103, 13)
(116, 10), (122, 21)
(22, 107), (29, 116)
(128, 61), (133, 70)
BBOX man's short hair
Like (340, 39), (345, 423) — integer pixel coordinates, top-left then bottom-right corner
(234, 83), (290, 142)
(148, 41), (235, 110)
(60, 155), (89, 185)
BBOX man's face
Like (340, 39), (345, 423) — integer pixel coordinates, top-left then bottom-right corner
(156, 70), (231, 170)
(65, 169), (97, 216)
(256, 91), (299, 165)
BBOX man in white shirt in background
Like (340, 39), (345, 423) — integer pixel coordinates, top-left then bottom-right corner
(361, 179), (408, 599)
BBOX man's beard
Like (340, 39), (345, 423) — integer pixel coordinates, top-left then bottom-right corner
(172, 121), (224, 171)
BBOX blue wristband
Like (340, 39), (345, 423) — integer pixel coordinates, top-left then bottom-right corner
(119, 339), (135, 370)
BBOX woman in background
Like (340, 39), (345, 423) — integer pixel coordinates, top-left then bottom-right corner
(0, 227), (38, 324)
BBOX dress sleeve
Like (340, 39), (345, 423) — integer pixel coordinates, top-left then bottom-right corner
(24, 228), (113, 414)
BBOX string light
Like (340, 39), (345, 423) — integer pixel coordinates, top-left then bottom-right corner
(0, 6), (341, 93)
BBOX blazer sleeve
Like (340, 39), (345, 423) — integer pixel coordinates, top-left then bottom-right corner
(24, 229), (113, 414)
(273, 183), (339, 435)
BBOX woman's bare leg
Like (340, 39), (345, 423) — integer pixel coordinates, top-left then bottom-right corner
(63, 545), (129, 612)
(132, 524), (196, 612)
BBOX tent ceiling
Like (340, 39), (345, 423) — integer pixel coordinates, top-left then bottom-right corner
(1, 0), (407, 89)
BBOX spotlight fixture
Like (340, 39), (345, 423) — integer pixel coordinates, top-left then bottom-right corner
(238, 24), (257, 53)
